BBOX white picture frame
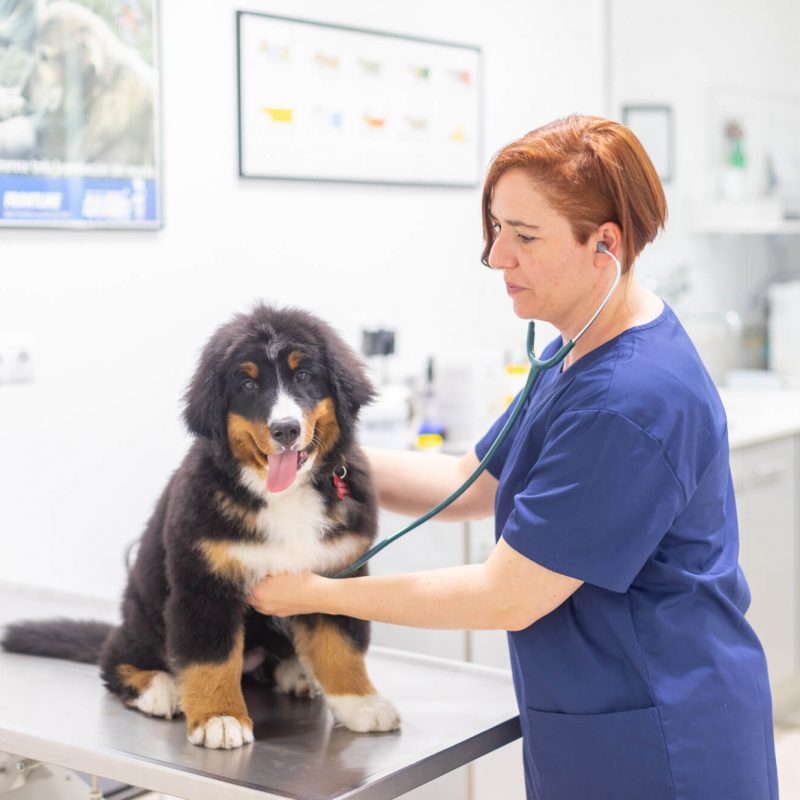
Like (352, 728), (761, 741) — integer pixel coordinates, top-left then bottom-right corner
(622, 104), (673, 184)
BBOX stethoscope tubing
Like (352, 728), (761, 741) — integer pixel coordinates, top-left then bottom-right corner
(335, 249), (623, 578)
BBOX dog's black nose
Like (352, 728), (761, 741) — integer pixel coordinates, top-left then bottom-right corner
(270, 418), (301, 446)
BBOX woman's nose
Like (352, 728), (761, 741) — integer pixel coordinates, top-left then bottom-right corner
(487, 236), (517, 270)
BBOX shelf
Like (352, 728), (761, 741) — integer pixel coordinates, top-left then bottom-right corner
(692, 220), (800, 235)
(690, 199), (800, 235)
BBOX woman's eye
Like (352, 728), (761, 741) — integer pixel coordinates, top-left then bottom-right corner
(295, 370), (310, 383)
(517, 234), (537, 243)
(242, 379), (257, 392)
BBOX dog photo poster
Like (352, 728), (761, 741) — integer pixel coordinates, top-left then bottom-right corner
(0, 0), (161, 227)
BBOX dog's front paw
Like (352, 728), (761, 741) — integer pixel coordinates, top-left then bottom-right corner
(274, 656), (321, 698)
(131, 671), (180, 719)
(188, 715), (254, 749)
(326, 694), (401, 733)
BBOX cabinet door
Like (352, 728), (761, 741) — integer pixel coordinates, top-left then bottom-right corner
(465, 519), (526, 799)
(367, 512), (470, 799)
(368, 510), (468, 661)
(471, 741), (527, 800)
(466, 517), (513, 670)
(396, 767), (469, 800)
(731, 437), (797, 686)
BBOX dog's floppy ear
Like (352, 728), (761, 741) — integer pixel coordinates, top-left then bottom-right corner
(318, 322), (376, 430)
(182, 324), (230, 441)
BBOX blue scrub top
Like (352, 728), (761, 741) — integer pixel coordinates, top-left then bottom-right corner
(475, 303), (778, 800)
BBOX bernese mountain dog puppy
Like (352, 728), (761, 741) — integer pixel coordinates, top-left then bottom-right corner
(2, 304), (400, 749)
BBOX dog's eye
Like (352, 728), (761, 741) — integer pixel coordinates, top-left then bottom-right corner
(242, 379), (257, 392)
(294, 370), (310, 383)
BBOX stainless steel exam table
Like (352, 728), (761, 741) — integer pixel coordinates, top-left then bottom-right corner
(0, 582), (520, 799)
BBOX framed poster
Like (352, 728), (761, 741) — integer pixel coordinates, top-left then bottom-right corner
(0, 0), (161, 228)
(622, 104), (673, 184)
(237, 12), (482, 187)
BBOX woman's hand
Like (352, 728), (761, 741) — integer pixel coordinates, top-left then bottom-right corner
(248, 571), (333, 617)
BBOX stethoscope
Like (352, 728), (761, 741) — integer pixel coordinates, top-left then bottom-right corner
(336, 242), (623, 578)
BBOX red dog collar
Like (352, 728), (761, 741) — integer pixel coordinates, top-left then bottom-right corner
(332, 466), (350, 501)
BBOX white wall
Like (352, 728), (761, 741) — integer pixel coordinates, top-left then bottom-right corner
(610, 0), (800, 375)
(0, 0), (606, 598)
(5, 0), (797, 599)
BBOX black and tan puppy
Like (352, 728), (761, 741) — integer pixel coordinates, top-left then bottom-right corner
(2, 304), (400, 748)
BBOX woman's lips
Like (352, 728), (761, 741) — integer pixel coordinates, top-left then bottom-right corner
(505, 282), (526, 295)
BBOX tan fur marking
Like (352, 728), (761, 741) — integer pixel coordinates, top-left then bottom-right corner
(239, 361), (258, 379)
(330, 501), (350, 527)
(302, 397), (340, 457)
(179, 629), (251, 733)
(227, 412), (272, 471)
(118, 664), (160, 693)
(292, 620), (375, 696)
(287, 350), (304, 370)
(198, 539), (247, 581)
(213, 490), (258, 533)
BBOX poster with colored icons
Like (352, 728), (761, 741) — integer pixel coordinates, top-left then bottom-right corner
(236, 12), (481, 187)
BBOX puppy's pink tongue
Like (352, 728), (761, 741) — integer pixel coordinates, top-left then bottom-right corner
(267, 451), (298, 493)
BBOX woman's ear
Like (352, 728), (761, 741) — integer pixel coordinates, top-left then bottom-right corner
(593, 222), (623, 261)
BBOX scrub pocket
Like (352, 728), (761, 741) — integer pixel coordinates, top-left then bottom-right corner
(524, 705), (674, 800)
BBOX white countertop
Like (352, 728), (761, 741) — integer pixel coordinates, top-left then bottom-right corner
(428, 388), (800, 456)
(718, 388), (800, 449)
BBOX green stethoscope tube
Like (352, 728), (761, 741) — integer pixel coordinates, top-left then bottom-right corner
(335, 247), (622, 579)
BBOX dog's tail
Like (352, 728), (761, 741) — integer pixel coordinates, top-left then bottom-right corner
(1, 619), (113, 664)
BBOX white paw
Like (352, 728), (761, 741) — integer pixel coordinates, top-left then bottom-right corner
(274, 656), (321, 698)
(133, 672), (180, 719)
(326, 694), (401, 733)
(188, 716), (254, 749)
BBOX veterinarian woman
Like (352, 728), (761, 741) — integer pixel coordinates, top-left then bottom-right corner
(250, 115), (779, 800)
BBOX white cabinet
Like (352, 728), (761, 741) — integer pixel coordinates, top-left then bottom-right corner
(465, 517), (527, 800)
(470, 742), (526, 800)
(466, 517), (513, 671)
(730, 436), (798, 687)
(369, 510), (471, 800)
(370, 512), (524, 800)
(369, 510), (468, 661)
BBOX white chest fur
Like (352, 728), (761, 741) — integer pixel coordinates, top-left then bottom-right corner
(230, 467), (360, 579)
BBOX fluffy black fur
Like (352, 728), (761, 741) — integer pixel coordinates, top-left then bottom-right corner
(2, 619), (112, 664)
(2, 304), (379, 720)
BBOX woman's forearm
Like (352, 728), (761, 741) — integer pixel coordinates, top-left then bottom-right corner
(250, 540), (582, 632)
(301, 565), (517, 631)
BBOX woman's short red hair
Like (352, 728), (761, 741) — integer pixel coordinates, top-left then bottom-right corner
(481, 115), (667, 273)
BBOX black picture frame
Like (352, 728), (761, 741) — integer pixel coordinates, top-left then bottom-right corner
(236, 11), (482, 187)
